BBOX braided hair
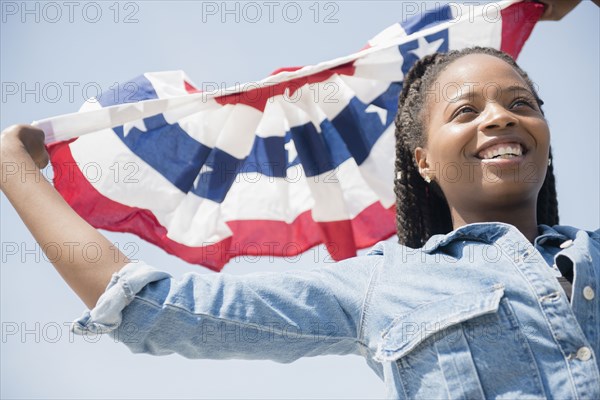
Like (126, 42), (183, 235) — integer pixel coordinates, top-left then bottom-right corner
(394, 47), (559, 248)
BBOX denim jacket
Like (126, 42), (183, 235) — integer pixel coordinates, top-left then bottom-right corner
(73, 223), (600, 399)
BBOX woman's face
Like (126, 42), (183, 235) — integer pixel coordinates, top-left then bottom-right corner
(416, 53), (550, 215)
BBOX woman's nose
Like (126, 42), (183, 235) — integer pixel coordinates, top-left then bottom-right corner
(480, 103), (518, 130)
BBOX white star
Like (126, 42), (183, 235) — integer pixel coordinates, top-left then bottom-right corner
(123, 119), (147, 137)
(199, 164), (213, 175)
(284, 139), (298, 164)
(194, 164), (213, 188)
(365, 104), (387, 125)
(409, 36), (445, 60)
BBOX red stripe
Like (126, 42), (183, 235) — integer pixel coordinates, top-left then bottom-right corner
(184, 80), (200, 93)
(183, 62), (355, 112)
(48, 140), (396, 271)
(500, 2), (544, 59)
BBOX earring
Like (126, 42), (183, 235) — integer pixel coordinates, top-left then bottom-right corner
(420, 168), (432, 183)
(548, 158), (552, 166)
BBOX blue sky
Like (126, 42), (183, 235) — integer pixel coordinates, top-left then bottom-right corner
(1, 1), (599, 398)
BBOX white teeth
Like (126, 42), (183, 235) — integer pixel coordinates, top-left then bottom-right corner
(480, 143), (524, 160)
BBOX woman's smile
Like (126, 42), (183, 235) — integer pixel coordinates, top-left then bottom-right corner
(475, 140), (529, 169)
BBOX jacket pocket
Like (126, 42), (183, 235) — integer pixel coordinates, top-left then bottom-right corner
(374, 284), (547, 400)
(374, 284), (505, 362)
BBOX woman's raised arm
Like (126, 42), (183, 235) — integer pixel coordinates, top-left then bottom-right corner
(0, 124), (128, 308)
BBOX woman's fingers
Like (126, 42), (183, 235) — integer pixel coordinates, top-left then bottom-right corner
(536, 0), (582, 21)
(1, 124), (49, 169)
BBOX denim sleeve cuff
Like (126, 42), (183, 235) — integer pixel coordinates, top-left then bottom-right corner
(70, 261), (171, 335)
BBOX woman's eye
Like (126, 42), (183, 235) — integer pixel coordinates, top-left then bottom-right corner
(511, 99), (533, 108)
(452, 106), (477, 119)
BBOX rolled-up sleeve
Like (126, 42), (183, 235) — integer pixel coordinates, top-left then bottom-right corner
(72, 262), (171, 335)
(71, 255), (379, 363)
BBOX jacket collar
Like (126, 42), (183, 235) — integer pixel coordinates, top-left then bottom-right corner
(533, 224), (570, 247)
(421, 222), (568, 254)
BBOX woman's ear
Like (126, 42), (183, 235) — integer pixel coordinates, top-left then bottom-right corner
(415, 147), (428, 171)
(415, 147), (433, 183)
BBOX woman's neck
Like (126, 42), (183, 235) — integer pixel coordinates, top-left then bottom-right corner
(450, 202), (539, 243)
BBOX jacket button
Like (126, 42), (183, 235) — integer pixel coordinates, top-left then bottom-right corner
(583, 286), (595, 301)
(560, 240), (574, 249)
(576, 347), (592, 361)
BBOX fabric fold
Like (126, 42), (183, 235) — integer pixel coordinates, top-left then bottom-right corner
(71, 262), (171, 335)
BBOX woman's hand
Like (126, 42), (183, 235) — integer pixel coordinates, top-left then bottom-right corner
(0, 125), (48, 169)
(535, 0), (582, 21)
(1, 124), (49, 192)
(6, 124), (49, 168)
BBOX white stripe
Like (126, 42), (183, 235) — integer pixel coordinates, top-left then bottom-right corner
(367, 23), (408, 47)
(154, 75), (265, 157)
(256, 76), (394, 138)
(448, 3), (503, 50)
(165, 100), (230, 147)
(166, 101), (264, 160)
(215, 104), (265, 159)
(144, 71), (191, 98)
(69, 128), (186, 213)
(164, 195), (233, 245)
(353, 46), (405, 82)
(338, 74), (395, 106)
(36, 94), (210, 143)
(306, 157), (380, 222)
(69, 130), (236, 245)
(356, 124), (396, 208)
(255, 100), (289, 138)
(217, 164), (313, 223)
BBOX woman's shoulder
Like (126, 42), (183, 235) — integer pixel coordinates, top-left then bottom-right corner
(541, 224), (600, 241)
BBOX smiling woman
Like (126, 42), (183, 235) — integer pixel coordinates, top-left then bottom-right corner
(395, 48), (556, 249)
(2, 43), (599, 400)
